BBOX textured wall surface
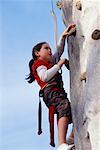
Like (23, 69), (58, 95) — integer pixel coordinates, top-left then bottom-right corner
(60, 0), (100, 149)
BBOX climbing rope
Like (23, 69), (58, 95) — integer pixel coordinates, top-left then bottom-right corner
(50, 0), (58, 50)
(50, 0), (62, 65)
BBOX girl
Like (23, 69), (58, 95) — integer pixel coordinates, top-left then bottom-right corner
(26, 24), (75, 150)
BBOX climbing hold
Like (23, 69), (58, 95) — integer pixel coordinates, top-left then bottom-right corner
(56, 1), (62, 10)
(91, 29), (100, 40)
(87, 132), (90, 140)
(76, 0), (82, 11)
(80, 72), (86, 82)
(83, 117), (87, 125)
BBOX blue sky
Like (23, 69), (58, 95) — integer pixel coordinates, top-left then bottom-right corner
(1, 0), (72, 149)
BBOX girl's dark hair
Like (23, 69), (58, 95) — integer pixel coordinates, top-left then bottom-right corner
(26, 42), (47, 83)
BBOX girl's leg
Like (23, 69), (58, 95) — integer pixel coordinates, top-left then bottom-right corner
(58, 116), (69, 145)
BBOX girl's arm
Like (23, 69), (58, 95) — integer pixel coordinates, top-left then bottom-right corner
(53, 30), (67, 61)
(37, 59), (66, 82)
(53, 24), (76, 62)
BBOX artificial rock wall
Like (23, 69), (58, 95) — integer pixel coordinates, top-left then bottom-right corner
(60, 0), (100, 149)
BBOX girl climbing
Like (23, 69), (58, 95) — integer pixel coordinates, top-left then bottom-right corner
(26, 24), (76, 150)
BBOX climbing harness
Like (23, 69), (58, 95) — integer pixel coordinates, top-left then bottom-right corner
(38, 88), (56, 147)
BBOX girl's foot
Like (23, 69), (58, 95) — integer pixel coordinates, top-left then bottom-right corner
(67, 144), (75, 150)
(58, 143), (75, 150)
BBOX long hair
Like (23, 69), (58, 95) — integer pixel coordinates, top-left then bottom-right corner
(26, 42), (47, 83)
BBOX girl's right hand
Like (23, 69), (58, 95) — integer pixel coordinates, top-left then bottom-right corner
(62, 24), (76, 38)
(57, 58), (66, 68)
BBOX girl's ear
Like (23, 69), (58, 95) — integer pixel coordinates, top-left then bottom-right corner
(35, 51), (40, 57)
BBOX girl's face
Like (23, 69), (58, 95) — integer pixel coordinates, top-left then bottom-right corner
(36, 43), (52, 61)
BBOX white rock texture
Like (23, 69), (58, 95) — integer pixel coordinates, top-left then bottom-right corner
(60, 0), (100, 149)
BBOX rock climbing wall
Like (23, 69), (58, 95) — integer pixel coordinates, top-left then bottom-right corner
(59, 0), (100, 149)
